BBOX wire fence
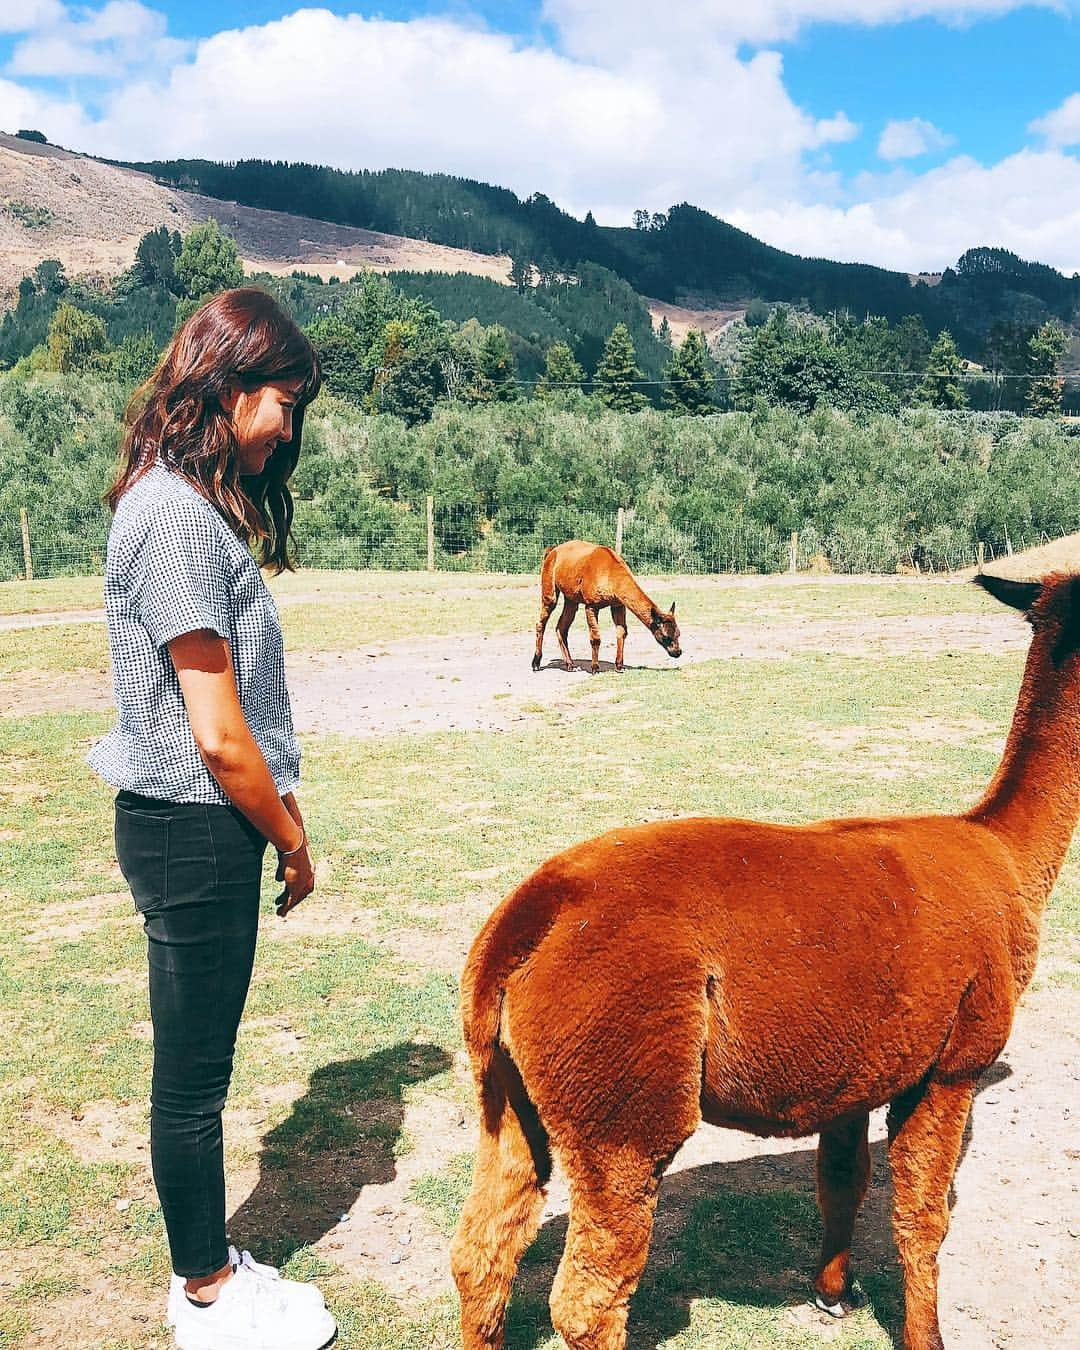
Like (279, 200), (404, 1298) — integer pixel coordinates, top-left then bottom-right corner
(2, 500), (1072, 583)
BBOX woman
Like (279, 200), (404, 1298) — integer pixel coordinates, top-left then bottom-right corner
(89, 288), (337, 1350)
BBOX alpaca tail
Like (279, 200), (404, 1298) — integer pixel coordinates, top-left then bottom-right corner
(453, 946), (552, 1346)
(539, 544), (559, 605)
(460, 952), (551, 1185)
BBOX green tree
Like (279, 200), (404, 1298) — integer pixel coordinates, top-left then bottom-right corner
(1025, 321), (1069, 417)
(99, 330), (160, 386)
(595, 323), (647, 411)
(176, 219), (243, 300)
(135, 225), (183, 292)
(744, 298), (770, 328)
(368, 319), (448, 425)
(477, 325), (517, 402)
(731, 309), (896, 414)
(914, 330), (968, 409)
(45, 303), (109, 372)
(663, 328), (716, 415)
(306, 315), (370, 405)
(33, 259), (67, 295)
(657, 315), (672, 345)
(508, 255), (532, 294)
(536, 341), (585, 398)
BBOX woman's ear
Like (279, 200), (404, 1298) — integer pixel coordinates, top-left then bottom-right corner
(219, 383), (241, 415)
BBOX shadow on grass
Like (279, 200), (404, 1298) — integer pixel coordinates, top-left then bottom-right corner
(536, 658), (682, 674)
(227, 1041), (452, 1266)
(503, 1060), (1011, 1350)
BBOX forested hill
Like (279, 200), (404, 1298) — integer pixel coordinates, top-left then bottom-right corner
(118, 156), (1080, 346)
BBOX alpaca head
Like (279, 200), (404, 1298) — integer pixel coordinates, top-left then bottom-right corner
(975, 571), (1080, 669)
(650, 601), (682, 659)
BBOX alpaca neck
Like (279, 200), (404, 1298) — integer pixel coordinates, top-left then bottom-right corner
(969, 654), (1080, 906)
(622, 579), (658, 629)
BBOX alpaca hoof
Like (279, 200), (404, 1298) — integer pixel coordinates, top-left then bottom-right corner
(814, 1285), (865, 1319)
(564, 661), (575, 672)
(531, 656), (541, 671)
(615, 663), (624, 672)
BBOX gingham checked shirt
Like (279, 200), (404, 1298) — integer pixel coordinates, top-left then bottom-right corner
(88, 462), (300, 803)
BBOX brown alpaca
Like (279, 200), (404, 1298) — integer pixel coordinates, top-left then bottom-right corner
(453, 571), (1078, 1350)
(531, 539), (681, 673)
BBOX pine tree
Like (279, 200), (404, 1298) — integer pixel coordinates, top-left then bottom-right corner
(135, 226), (182, 292)
(1025, 321), (1069, 417)
(657, 315), (672, 345)
(477, 325), (517, 402)
(176, 220), (243, 300)
(508, 255), (532, 294)
(595, 323), (647, 411)
(914, 330), (968, 410)
(664, 328), (715, 415)
(536, 341), (585, 398)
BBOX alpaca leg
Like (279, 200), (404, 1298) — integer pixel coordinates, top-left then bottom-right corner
(556, 599), (579, 670)
(584, 604), (602, 673)
(887, 1077), (975, 1350)
(814, 1112), (870, 1315)
(549, 1162), (659, 1349)
(611, 603), (628, 671)
(451, 1099), (548, 1349)
(533, 592), (558, 671)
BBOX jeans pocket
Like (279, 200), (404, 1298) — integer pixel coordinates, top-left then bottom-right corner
(115, 804), (169, 914)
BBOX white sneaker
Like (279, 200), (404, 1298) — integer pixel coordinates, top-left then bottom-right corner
(168, 1248), (327, 1325)
(170, 1255), (336, 1350)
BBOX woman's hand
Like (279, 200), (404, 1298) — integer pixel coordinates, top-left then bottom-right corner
(276, 836), (315, 917)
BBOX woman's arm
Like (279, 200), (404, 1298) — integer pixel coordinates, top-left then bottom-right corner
(169, 629), (314, 913)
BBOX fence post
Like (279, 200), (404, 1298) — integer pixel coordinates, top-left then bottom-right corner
(788, 530), (798, 574)
(20, 507), (33, 582)
(426, 495), (435, 572)
(614, 506), (625, 556)
(1004, 528), (1013, 557)
(976, 541), (985, 573)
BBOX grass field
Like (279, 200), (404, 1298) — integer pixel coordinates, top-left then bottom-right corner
(0, 572), (1076, 1349)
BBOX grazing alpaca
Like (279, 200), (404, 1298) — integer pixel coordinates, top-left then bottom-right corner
(531, 539), (681, 673)
(453, 572), (1078, 1350)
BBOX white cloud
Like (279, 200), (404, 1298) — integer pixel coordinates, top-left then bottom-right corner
(0, 3), (65, 34)
(6, 1), (188, 79)
(0, 4), (1077, 277)
(543, 1), (1060, 57)
(1, 9), (858, 221)
(878, 117), (953, 159)
(730, 150), (1080, 273)
(1030, 92), (1080, 148)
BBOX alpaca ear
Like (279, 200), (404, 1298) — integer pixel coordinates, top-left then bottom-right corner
(1051, 575), (1080, 665)
(669, 600), (676, 615)
(973, 573), (1041, 617)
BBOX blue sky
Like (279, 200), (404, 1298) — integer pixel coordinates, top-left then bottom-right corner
(0, 2), (1078, 272)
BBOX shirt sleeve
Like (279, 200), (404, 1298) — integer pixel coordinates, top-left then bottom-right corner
(123, 500), (233, 650)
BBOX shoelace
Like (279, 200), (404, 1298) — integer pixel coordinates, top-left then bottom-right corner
(231, 1247), (282, 1282)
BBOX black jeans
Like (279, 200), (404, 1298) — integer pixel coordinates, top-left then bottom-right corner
(114, 791), (267, 1278)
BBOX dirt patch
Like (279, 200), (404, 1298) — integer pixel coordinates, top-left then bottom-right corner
(1, 610), (1029, 729)
(646, 297), (746, 345)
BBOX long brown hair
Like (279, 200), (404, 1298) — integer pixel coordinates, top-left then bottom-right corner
(106, 287), (321, 572)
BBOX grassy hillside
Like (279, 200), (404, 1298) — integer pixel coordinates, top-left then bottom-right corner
(119, 157), (1080, 350)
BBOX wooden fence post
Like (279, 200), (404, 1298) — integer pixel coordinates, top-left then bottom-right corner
(976, 541), (985, 573)
(1004, 529), (1013, 557)
(20, 507), (33, 582)
(614, 506), (625, 556)
(426, 495), (435, 572)
(788, 530), (798, 574)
